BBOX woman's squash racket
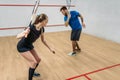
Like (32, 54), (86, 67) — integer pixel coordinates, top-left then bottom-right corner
(25, 0), (40, 37)
(30, 0), (40, 25)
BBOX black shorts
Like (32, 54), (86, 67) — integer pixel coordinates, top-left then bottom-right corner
(71, 29), (82, 41)
(17, 40), (34, 53)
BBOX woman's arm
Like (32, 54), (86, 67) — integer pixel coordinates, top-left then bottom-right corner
(16, 27), (30, 39)
(16, 13), (36, 39)
(41, 33), (55, 54)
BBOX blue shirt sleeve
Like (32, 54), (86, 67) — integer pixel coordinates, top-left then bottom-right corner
(74, 11), (80, 17)
(64, 16), (67, 22)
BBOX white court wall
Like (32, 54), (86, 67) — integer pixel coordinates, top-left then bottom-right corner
(0, 0), (71, 36)
(0, 0), (120, 44)
(73, 0), (120, 43)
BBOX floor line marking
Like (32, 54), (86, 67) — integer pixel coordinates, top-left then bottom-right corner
(66, 64), (120, 80)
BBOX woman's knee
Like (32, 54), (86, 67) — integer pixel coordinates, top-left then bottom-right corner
(37, 57), (41, 63)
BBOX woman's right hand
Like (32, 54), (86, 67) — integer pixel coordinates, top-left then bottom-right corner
(24, 27), (30, 38)
(16, 27), (30, 39)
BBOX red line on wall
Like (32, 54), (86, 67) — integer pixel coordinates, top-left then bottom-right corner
(0, 4), (75, 7)
(66, 64), (120, 80)
(0, 24), (64, 30)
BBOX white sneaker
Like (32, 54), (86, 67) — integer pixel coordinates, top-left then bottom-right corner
(68, 52), (76, 56)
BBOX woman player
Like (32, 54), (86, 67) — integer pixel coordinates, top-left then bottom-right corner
(16, 13), (55, 80)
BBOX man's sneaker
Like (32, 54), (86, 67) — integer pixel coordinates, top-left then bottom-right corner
(33, 72), (40, 77)
(68, 52), (76, 56)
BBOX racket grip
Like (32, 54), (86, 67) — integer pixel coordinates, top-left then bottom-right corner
(30, 14), (37, 24)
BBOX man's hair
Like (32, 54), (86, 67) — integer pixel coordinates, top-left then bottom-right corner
(60, 6), (67, 11)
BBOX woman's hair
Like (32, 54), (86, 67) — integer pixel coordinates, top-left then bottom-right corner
(34, 13), (48, 24)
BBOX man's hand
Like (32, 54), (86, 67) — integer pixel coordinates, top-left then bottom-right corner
(67, 12), (71, 19)
(82, 22), (86, 28)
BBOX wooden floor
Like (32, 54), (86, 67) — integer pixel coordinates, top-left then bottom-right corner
(0, 31), (120, 80)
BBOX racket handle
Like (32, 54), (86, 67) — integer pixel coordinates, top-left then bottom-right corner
(30, 14), (37, 24)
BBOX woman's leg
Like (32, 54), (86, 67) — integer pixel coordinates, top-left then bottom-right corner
(30, 49), (41, 76)
(21, 51), (37, 68)
(30, 49), (41, 64)
(20, 51), (37, 80)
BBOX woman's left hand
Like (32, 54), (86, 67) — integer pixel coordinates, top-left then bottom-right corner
(52, 51), (55, 54)
(50, 48), (55, 54)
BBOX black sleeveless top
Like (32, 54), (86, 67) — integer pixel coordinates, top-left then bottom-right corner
(17, 24), (44, 52)
(24, 24), (44, 44)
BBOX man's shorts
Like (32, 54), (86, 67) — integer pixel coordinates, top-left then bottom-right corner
(71, 29), (82, 41)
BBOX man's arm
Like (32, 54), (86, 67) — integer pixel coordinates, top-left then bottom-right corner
(65, 13), (71, 27)
(79, 14), (86, 28)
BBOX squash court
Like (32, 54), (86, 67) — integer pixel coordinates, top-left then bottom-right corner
(0, 0), (120, 80)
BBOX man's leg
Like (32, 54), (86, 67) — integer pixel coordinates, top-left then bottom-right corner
(75, 41), (81, 51)
(71, 41), (77, 55)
